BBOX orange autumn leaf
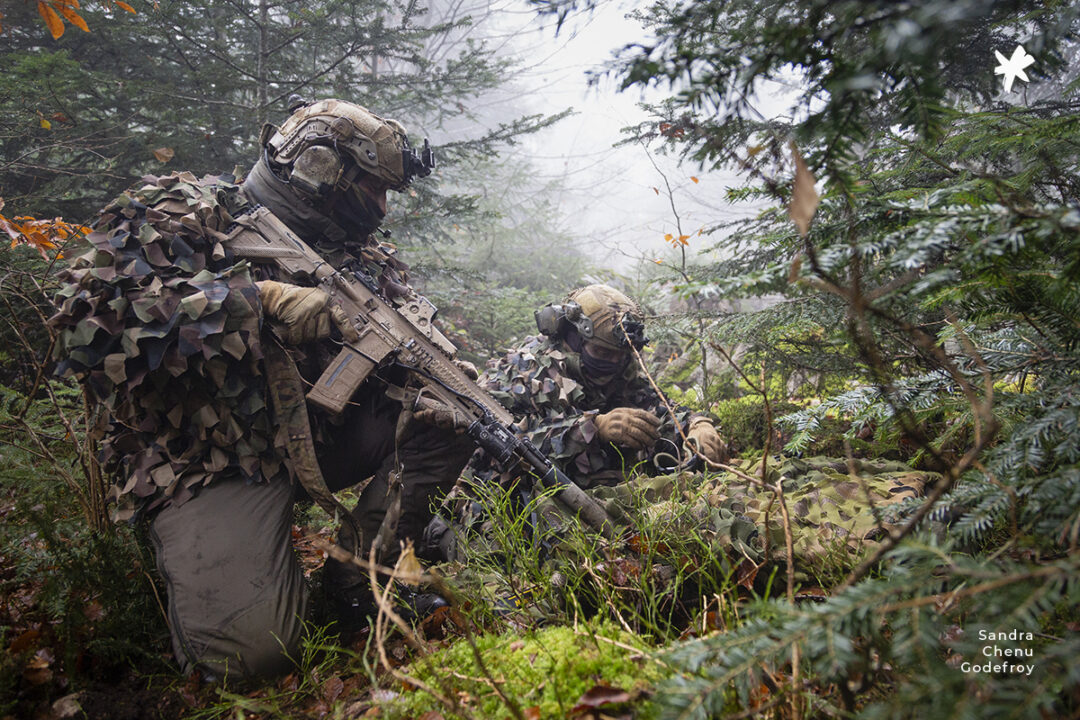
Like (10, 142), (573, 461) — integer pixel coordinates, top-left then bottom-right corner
(37, 1), (65, 38)
(55, 1), (90, 33)
(678, 234), (690, 245)
(116, 1), (137, 13)
(691, 176), (699, 183)
(152, 147), (175, 163)
(652, 187), (659, 195)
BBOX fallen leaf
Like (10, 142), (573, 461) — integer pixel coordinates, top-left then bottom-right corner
(418, 712), (445, 720)
(322, 675), (344, 704)
(690, 176), (699, 183)
(9, 627), (40, 654)
(652, 187), (659, 195)
(152, 147), (175, 163)
(524, 707), (541, 720)
(84, 600), (105, 622)
(788, 143), (819, 237)
(571, 685), (632, 713)
(735, 558), (760, 590)
(278, 672), (300, 692)
(51, 693), (83, 719)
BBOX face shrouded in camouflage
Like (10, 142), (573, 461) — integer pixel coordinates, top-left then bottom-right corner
(258, 98), (434, 237)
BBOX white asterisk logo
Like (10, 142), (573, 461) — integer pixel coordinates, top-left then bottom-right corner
(994, 44), (1035, 93)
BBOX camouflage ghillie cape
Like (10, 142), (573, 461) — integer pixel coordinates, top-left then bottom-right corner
(49, 172), (413, 520)
(476, 335), (699, 487)
(436, 456), (936, 619)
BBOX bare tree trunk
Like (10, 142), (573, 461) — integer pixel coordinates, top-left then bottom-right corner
(257, 0), (269, 126)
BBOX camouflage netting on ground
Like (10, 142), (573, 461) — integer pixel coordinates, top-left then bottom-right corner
(49, 172), (282, 519)
(591, 455), (932, 567)
(440, 456), (937, 619)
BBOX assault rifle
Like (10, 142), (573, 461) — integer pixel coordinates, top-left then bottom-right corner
(225, 207), (614, 539)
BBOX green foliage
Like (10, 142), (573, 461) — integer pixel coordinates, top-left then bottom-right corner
(0, 385), (167, 716)
(657, 542), (1080, 719)
(443, 472), (752, 645)
(596, 0), (1080, 716)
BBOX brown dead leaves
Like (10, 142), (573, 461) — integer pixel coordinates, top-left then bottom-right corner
(788, 144), (819, 237)
(0, 199), (89, 261)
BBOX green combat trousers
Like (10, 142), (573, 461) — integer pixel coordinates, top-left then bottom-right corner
(149, 475), (306, 679)
(147, 403), (474, 679)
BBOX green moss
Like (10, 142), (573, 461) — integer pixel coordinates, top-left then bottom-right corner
(387, 622), (668, 719)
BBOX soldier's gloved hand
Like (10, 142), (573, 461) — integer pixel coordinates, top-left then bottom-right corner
(685, 417), (729, 465)
(256, 280), (359, 345)
(594, 407), (661, 450)
(454, 359), (479, 381)
(412, 397), (469, 434)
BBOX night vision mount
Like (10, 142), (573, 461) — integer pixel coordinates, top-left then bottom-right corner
(402, 136), (435, 185)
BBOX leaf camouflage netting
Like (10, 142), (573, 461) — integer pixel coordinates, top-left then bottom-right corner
(49, 172), (278, 520)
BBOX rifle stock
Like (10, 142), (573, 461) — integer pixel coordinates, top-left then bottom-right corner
(226, 208), (615, 538)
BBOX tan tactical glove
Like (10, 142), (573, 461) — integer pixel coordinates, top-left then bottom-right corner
(454, 359), (479, 381)
(685, 417), (729, 465)
(257, 280), (359, 345)
(594, 407), (661, 450)
(412, 397), (469, 433)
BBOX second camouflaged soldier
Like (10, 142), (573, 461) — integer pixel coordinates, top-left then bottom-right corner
(478, 284), (728, 485)
(420, 284), (730, 560)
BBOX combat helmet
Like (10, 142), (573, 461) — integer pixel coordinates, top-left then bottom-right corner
(535, 284), (648, 350)
(261, 98), (434, 196)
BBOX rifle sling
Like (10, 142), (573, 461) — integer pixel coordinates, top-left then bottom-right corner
(263, 338), (363, 555)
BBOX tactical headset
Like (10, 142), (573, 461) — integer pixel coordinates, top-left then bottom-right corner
(534, 302), (648, 350)
(281, 136), (434, 201)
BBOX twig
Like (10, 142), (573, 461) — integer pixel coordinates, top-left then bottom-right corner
(365, 546), (472, 719)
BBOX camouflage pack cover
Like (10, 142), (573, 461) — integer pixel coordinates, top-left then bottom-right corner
(49, 171), (413, 520)
(476, 334), (699, 487)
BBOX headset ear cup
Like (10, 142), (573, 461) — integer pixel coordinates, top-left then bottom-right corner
(535, 304), (568, 337)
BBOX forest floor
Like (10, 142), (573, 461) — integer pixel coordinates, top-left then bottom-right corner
(2, 482), (679, 720)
